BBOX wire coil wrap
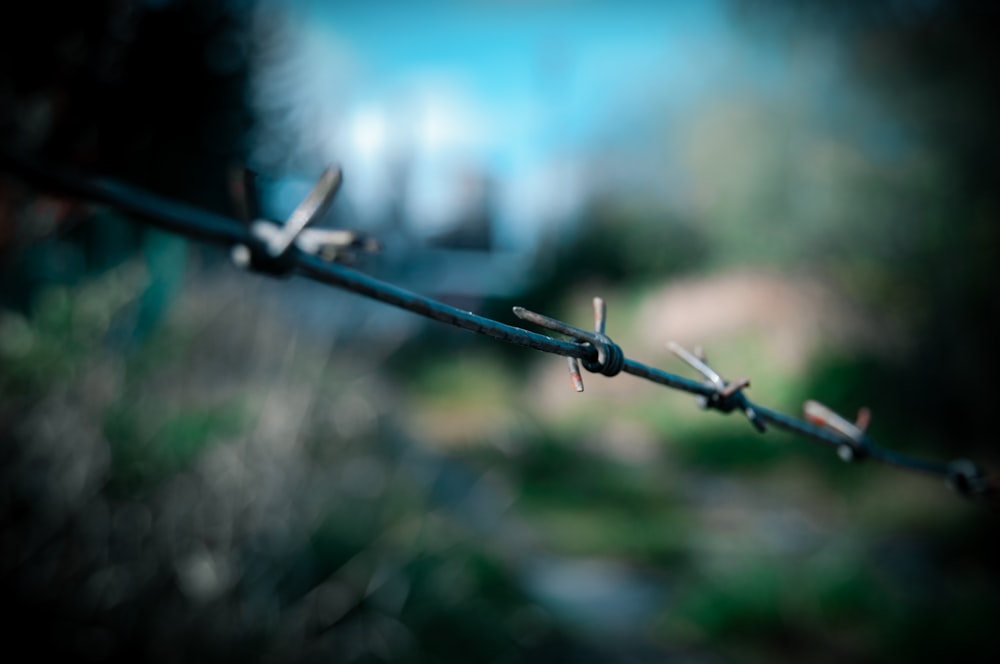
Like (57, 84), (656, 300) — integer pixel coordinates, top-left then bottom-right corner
(581, 334), (625, 377)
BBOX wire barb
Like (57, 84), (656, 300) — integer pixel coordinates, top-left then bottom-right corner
(561, 296), (609, 391)
(229, 166), (379, 275)
(563, 296), (609, 393)
(668, 342), (766, 432)
(803, 400), (870, 462)
(2, 150), (993, 507)
(514, 299), (625, 389)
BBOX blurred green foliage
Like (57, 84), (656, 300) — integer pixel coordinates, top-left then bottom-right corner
(104, 401), (247, 496)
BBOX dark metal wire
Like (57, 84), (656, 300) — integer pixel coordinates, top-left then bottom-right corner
(2, 150), (994, 506)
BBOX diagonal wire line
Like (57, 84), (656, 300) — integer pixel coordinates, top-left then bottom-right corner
(1, 150), (995, 506)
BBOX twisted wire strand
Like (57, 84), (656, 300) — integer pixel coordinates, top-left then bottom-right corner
(1, 150), (994, 505)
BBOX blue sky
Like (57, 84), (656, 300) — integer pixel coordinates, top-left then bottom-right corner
(251, 0), (858, 250)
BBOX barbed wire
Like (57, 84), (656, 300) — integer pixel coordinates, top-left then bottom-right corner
(2, 150), (996, 506)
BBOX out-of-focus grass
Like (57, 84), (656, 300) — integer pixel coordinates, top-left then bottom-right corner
(104, 400), (247, 495)
(0, 264), (145, 395)
(659, 555), (894, 661)
(1, 264), (587, 663)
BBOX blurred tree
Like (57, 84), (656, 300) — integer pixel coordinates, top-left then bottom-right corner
(737, 0), (1000, 462)
(0, 0), (253, 320)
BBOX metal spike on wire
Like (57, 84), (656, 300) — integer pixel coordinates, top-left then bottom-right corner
(667, 341), (765, 432)
(513, 296), (625, 392)
(1, 150), (995, 507)
(228, 164), (380, 272)
(804, 399), (871, 463)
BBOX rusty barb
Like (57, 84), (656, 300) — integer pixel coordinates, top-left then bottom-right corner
(2, 149), (995, 508)
(667, 342), (765, 432)
(513, 297), (624, 392)
(804, 400), (871, 462)
(229, 165), (380, 275)
(801, 399), (995, 503)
